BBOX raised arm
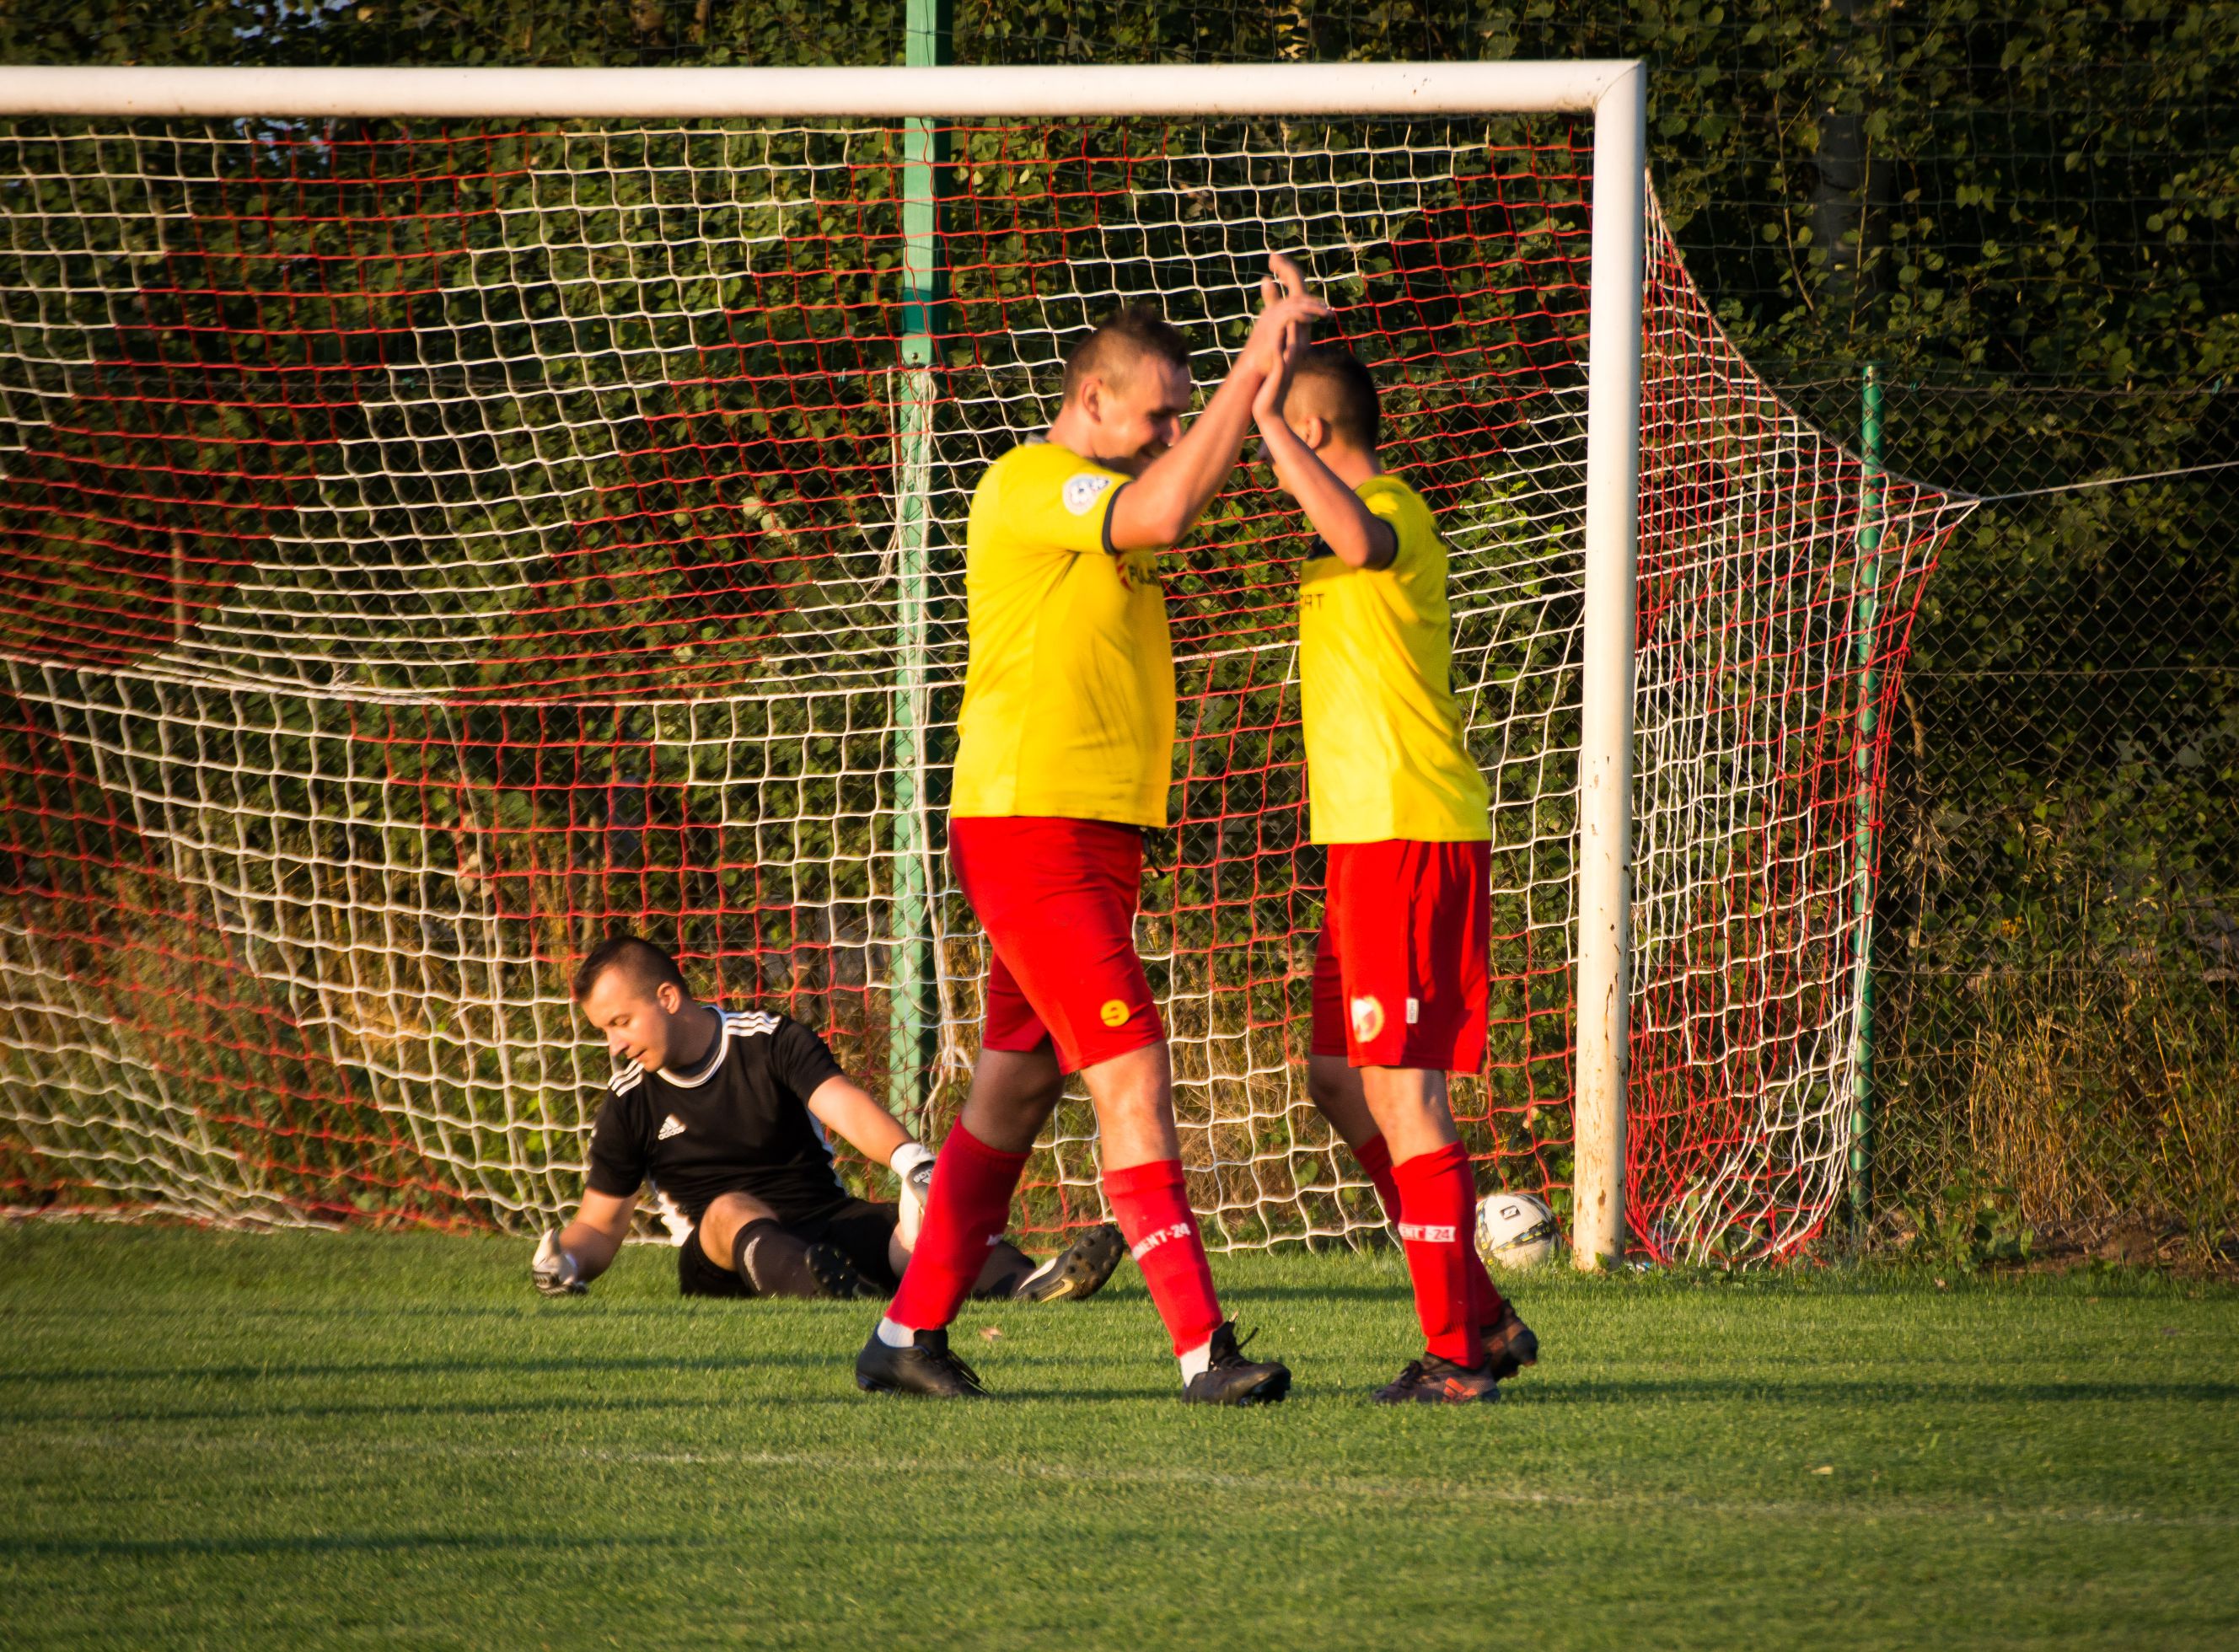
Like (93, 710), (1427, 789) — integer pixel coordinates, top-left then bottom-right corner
(1252, 342), (1398, 571)
(1107, 255), (1331, 551)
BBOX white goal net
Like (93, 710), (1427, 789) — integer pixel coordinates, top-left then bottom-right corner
(0, 71), (1969, 1260)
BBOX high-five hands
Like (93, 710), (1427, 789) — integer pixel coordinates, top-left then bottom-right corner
(1243, 252), (1329, 383)
(1253, 315), (1306, 427)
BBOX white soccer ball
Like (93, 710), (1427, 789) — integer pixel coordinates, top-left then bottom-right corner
(1476, 1189), (1560, 1269)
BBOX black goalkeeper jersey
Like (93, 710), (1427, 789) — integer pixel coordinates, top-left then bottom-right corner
(583, 1006), (851, 1226)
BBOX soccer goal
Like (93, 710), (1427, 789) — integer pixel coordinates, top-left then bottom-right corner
(0, 62), (1968, 1263)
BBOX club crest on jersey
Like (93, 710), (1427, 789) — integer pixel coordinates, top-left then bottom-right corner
(657, 1113), (687, 1141)
(1350, 995), (1386, 1043)
(1061, 471), (1113, 516)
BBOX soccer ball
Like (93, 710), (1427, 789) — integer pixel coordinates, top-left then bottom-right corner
(1476, 1189), (1560, 1269)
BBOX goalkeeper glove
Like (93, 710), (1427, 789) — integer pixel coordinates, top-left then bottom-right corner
(531, 1228), (586, 1296)
(890, 1141), (937, 1247)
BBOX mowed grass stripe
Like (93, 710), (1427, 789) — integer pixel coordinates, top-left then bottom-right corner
(15, 1430), (2236, 1532)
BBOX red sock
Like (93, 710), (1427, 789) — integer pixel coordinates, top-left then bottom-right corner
(1354, 1132), (1404, 1227)
(1105, 1158), (1224, 1357)
(1366, 1132), (1507, 1333)
(1469, 1234), (1509, 1329)
(1393, 1141), (1480, 1367)
(888, 1125), (1028, 1332)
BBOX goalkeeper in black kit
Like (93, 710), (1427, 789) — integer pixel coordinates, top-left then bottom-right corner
(532, 935), (1124, 1304)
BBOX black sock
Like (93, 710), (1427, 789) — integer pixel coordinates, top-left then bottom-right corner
(732, 1219), (836, 1299)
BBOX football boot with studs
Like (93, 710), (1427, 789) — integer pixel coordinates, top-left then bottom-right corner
(1483, 1300), (1539, 1381)
(1373, 1353), (1501, 1405)
(1013, 1222), (1127, 1304)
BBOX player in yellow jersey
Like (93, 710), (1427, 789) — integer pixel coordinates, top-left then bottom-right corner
(1254, 337), (1538, 1404)
(856, 261), (1329, 1405)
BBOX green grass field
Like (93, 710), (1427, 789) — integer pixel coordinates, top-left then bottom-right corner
(2, 1227), (2235, 1650)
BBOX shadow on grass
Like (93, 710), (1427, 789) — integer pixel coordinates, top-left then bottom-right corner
(0, 1531), (686, 1562)
(0, 1297), (922, 1323)
(1509, 1376), (2239, 1406)
(0, 1351), (840, 1386)
(1, 1392), (743, 1428)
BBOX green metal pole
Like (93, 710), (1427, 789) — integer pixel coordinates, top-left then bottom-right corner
(1847, 363), (1886, 1244)
(886, 0), (948, 1124)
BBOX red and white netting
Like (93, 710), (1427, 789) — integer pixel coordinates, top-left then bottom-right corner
(0, 115), (1968, 1261)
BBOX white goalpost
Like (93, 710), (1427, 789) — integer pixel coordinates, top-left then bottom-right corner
(0, 62), (1958, 1264)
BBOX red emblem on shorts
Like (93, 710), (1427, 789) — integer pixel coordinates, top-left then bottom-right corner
(1349, 995), (1385, 1043)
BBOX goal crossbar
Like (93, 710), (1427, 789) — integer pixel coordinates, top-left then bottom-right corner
(0, 62), (1641, 119)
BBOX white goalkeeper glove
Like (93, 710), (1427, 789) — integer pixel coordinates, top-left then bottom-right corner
(531, 1228), (586, 1296)
(891, 1141), (937, 1248)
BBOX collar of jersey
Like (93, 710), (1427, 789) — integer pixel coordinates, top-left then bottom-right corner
(657, 1006), (731, 1089)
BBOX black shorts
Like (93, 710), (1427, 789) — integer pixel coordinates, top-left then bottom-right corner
(676, 1197), (902, 1299)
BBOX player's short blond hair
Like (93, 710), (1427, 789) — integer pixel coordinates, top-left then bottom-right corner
(1061, 306), (1192, 404)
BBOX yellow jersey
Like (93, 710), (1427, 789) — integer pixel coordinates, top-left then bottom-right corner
(949, 441), (1174, 829)
(1298, 473), (1491, 845)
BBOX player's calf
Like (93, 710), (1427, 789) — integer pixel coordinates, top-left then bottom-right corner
(1393, 1138), (1482, 1358)
(1107, 1156), (1293, 1401)
(733, 1219), (867, 1300)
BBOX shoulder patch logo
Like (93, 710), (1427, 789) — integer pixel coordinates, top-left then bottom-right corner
(657, 1113), (687, 1141)
(1061, 471), (1113, 516)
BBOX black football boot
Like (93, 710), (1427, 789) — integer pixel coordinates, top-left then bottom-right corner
(1180, 1322), (1291, 1406)
(1372, 1353), (1501, 1405)
(855, 1327), (991, 1398)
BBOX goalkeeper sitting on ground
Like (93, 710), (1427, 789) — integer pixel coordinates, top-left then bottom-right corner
(532, 934), (1124, 1303)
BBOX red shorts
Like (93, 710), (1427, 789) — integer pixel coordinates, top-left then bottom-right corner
(1311, 839), (1490, 1070)
(950, 815), (1165, 1075)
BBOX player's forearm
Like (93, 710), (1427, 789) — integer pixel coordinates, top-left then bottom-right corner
(557, 1217), (624, 1281)
(1109, 369), (1264, 550)
(807, 1076), (913, 1167)
(1258, 419), (1393, 569)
